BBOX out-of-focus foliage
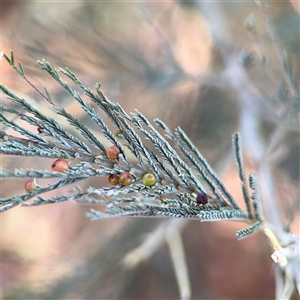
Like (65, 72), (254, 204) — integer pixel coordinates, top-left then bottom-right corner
(1, 1), (299, 299)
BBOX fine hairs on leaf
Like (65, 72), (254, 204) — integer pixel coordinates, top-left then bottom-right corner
(232, 132), (252, 218)
(0, 51), (263, 237)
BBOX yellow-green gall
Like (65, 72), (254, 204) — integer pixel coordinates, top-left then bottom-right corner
(118, 172), (133, 186)
(142, 173), (156, 187)
(114, 130), (123, 138)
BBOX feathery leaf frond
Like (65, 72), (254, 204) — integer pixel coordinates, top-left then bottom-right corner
(0, 52), (264, 240)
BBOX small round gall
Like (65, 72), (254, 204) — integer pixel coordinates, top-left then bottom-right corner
(196, 192), (208, 205)
(106, 145), (121, 160)
(142, 173), (156, 187)
(51, 158), (69, 173)
(25, 181), (37, 193)
(108, 174), (119, 186)
(118, 172), (133, 186)
(114, 130), (123, 138)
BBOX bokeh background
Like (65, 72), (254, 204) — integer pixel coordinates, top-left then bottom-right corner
(1, 1), (299, 299)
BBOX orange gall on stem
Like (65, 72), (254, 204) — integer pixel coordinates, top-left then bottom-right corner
(25, 181), (37, 193)
(51, 158), (69, 173)
(108, 174), (119, 186)
(118, 172), (133, 186)
(106, 145), (121, 160)
(142, 173), (156, 187)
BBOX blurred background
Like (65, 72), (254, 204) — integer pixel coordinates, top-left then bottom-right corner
(1, 1), (299, 299)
